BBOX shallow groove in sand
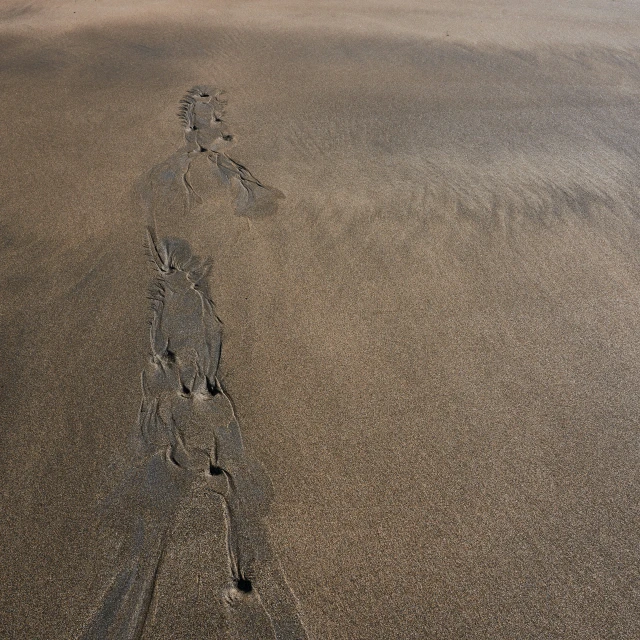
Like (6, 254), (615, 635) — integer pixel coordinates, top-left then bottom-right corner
(81, 88), (306, 640)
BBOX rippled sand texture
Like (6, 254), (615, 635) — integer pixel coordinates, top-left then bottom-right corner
(2, 2), (640, 639)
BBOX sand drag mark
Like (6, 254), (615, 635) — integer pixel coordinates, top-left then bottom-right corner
(138, 86), (283, 223)
(81, 88), (306, 639)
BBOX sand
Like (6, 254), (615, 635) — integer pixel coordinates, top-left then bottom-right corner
(1, 1), (640, 638)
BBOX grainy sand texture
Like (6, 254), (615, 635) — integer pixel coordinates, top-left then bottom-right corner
(2, 1), (640, 639)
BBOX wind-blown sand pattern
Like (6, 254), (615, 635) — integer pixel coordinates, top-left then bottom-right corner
(138, 86), (283, 225)
(80, 89), (305, 639)
(3, 3), (640, 639)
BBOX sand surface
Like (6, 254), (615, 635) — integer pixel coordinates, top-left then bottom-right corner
(1, 1), (640, 638)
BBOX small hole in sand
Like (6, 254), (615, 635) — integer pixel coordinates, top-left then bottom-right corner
(236, 578), (252, 593)
(210, 464), (223, 476)
(206, 378), (218, 396)
(222, 135), (233, 141)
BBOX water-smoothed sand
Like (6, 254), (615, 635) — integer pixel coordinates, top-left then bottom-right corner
(2, 1), (640, 638)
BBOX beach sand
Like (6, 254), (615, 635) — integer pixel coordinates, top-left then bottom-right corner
(1, 1), (640, 638)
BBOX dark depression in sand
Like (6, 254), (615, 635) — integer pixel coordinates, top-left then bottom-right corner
(1, 1), (640, 639)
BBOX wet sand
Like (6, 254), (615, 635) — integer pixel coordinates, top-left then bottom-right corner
(1, 1), (640, 638)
